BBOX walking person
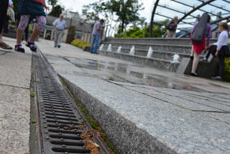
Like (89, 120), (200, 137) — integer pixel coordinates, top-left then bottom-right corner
(166, 16), (178, 38)
(90, 19), (104, 53)
(53, 14), (67, 48)
(204, 23), (230, 80)
(4, 0), (14, 33)
(15, 0), (48, 53)
(0, 0), (12, 49)
(190, 13), (212, 76)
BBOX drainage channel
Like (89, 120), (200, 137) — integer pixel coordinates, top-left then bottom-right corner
(33, 52), (111, 154)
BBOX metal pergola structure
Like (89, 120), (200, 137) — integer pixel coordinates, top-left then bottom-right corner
(150, 0), (230, 37)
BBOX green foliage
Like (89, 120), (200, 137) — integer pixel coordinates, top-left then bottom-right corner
(115, 24), (166, 38)
(109, 0), (144, 32)
(71, 39), (91, 49)
(82, 0), (108, 24)
(12, 0), (18, 13)
(82, 0), (144, 32)
(223, 57), (230, 82)
(49, 5), (63, 17)
(48, 0), (58, 7)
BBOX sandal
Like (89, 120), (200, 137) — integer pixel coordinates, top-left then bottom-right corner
(15, 44), (25, 53)
(0, 41), (13, 50)
(26, 41), (37, 52)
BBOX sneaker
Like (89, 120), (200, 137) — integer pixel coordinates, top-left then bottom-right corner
(211, 76), (222, 80)
(190, 72), (198, 77)
(58, 45), (61, 48)
(202, 58), (208, 62)
(15, 44), (25, 53)
(26, 41), (37, 52)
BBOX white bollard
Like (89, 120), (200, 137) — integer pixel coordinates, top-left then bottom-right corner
(117, 46), (122, 53)
(99, 44), (104, 51)
(129, 46), (135, 55)
(107, 44), (112, 52)
(147, 47), (153, 58)
(171, 53), (180, 63)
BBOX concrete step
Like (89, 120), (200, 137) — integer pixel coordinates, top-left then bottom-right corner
(105, 38), (217, 46)
(103, 46), (191, 61)
(100, 50), (179, 72)
(102, 42), (192, 54)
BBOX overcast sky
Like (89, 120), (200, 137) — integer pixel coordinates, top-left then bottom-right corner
(57, 0), (230, 27)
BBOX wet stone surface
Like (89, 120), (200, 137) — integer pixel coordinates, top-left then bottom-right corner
(37, 39), (230, 154)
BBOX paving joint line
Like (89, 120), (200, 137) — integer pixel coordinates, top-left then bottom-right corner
(0, 83), (30, 90)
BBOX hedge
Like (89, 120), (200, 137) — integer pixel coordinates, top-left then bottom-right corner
(71, 39), (91, 49)
(224, 57), (230, 82)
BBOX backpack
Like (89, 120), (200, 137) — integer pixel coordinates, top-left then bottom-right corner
(192, 13), (209, 44)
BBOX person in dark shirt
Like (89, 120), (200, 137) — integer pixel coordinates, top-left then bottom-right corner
(166, 16), (178, 38)
(0, 0), (12, 49)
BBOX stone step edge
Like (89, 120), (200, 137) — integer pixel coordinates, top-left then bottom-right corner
(99, 50), (175, 63)
(103, 47), (192, 56)
(102, 42), (192, 48)
(61, 76), (178, 154)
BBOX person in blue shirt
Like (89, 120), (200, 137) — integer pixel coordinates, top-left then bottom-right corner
(53, 14), (67, 48)
(90, 19), (104, 53)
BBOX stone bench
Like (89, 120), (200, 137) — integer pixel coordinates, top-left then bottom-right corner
(184, 57), (220, 78)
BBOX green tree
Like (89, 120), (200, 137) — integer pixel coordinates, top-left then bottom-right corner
(115, 20), (167, 38)
(82, 0), (144, 32)
(49, 5), (63, 17)
(108, 0), (144, 32)
(82, 0), (109, 24)
(48, 0), (58, 8)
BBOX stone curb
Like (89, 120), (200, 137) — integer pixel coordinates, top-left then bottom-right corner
(62, 76), (178, 154)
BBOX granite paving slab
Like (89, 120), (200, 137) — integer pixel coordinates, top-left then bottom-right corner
(61, 74), (230, 154)
(0, 51), (31, 89)
(0, 85), (30, 154)
(38, 39), (230, 153)
(0, 39), (32, 154)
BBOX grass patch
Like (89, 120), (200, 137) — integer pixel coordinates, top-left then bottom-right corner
(108, 77), (115, 81)
(60, 78), (116, 153)
(30, 89), (35, 97)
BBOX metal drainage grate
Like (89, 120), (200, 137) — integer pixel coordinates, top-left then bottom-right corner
(33, 54), (92, 154)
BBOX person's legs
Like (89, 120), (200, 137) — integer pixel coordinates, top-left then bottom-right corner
(54, 31), (58, 47)
(57, 31), (63, 47)
(29, 16), (46, 42)
(191, 52), (200, 74)
(27, 16), (46, 52)
(94, 35), (100, 53)
(15, 15), (30, 52)
(4, 16), (9, 33)
(17, 15), (30, 45)
(219, 56), (225, 78)
(166, 31), (174, 38)
(0, 0), (12, 49)
(172, 31), (176, 38)
(0, 0), (8, 36)
(90, 35), (96, 53)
